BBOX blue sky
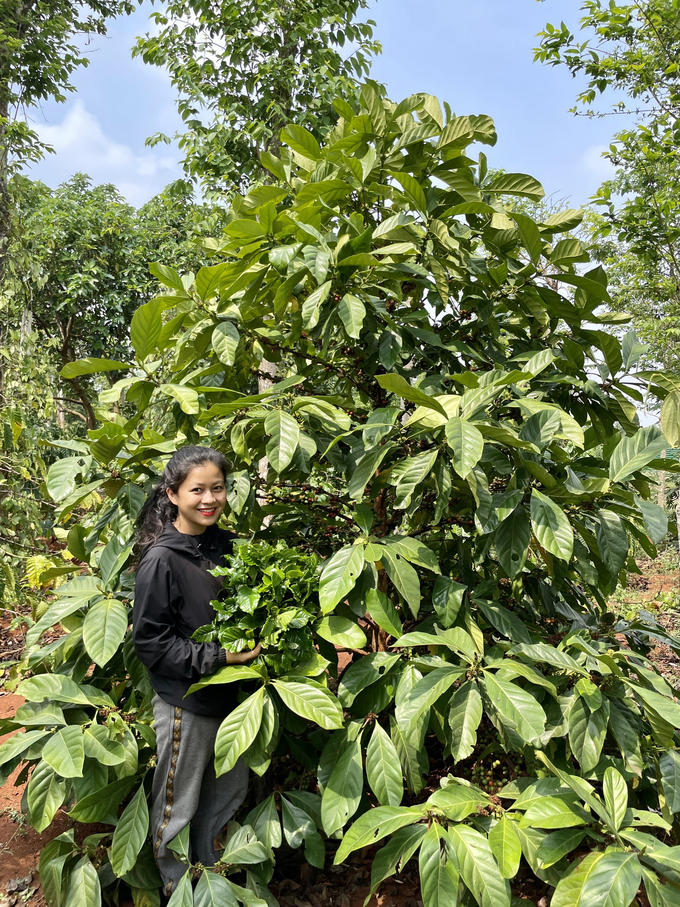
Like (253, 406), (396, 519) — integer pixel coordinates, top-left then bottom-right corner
(29, 0), (629, 208)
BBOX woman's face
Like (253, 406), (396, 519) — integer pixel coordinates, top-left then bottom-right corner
(166, 462), (227, 535)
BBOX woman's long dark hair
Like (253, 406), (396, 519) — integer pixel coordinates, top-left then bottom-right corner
(136, 446), (228, 552)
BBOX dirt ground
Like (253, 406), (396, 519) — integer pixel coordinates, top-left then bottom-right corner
(2, 554), (679, 907)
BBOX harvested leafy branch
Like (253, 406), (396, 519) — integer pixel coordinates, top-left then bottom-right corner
(193, 541), (322, 676)
(3, 84), (680, 907)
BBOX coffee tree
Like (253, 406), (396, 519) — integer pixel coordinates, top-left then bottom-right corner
(4, 84), (680, 907)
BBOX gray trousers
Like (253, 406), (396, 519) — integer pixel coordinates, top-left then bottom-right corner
(151, 695), (249, 894)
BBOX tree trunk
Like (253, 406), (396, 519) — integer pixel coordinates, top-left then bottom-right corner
(676, 485), (680, 574)
(658, 449), (666, 508)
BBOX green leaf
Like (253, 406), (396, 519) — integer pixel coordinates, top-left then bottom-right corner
(427, 783), (489, 821)
(280, 124), (321, 160)
(68, 776), (136, 823)
(83, 599), (128, 667)
(659, 750), (680, 814)
(39, 832), (74, 907)
(444, 416), (484, 478)
(368, 826), (428, 902)
(636, 497), (669, 544)
(83, 725), (126, 766)
(510, 211), (543, 263)
(448, 681), (483, 762)
(315, 615), (366, 649)
(167, 872), (193, 907)
(484, 172), (545, 200)
(42, 726), (84, 778)
(488, 816), (522, 879)
(272, 679), (344, 730)
(603, 767), (628, 830)
(131, 298), (164, 360)
(376, 374), (448, 417)
(366, 722), (404, 807)
(217, 824), (269, 865)
(60, 358), (131, 379)
(338, 294), (366, 339)
(159, 384), (200, 415)
(0, 729), (50, 767)
(609, 426), (668, 482)
(397, 665), (464, 727)
(596, 510), (629, 575)
(530, 489), (573, 561)
(334, 805), (423, 863)
(482, 672), (546, 746)
(390, 714), (427, 796)
(27, 760), (65, 833)
(536, 828), (588, 868)
(580, 852), (642, 907)
(349, 445), (392, 501)
(46, 457), (86, 502)
(194, 870), (239, 907)
(225, 471), (250, 515)
(187, 665), (265, 694)
(212, 322), (240, 366)
(338, 652), (401, 707)
(366, 589), (403, 639)
(111, 785), (149, 877)
(510, 642), (587, 676)
(63, 857), (101, 907)
(214, 688), (265, 775)
(319, 544), (365, 614)
(661, 391), (680, 448)
(245, 794), (282, 852)
(432, 576), (466, 627)
(568, 696), (609, 773)
(419, 824), (459, 907)
(477, 601), (531, 644)
(379, 546), (421, 618)
(494, 506), (531, 577)
(321, 738), (364, 836)
(447, 823), (511, 907)
(391, 172), (428, 212)
(629, 681), (680, 729)
(281, 796), (315, 849)
(523, 796), (589, 829)
(264, 410), (300, 473)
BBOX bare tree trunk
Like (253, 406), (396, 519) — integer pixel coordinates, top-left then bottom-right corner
(658, 449), (666, 508)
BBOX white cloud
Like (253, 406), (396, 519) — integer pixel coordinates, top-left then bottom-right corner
(580, 144), (616, 182)
(32, 101), (181, 207)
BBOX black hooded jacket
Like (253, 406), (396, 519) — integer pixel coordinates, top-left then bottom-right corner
(133, 522), (237, 717)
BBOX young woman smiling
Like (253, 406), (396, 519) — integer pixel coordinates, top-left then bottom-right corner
(133, 446), (260, 896)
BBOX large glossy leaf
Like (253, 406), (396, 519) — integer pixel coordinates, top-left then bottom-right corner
(39, 832), (75, 907)
(366, 722), (404, 807)
(217, 825), (269, 865)
(214, 688), (264, 775)
(603, 767), (628, 830)
(111, 785), (149, 877)
(494, 506), (531, 577)
(60, 358), (130, 379)
(431, 576), (466, 627)
(580, 852), (642, 907)
(568, 696), (609, 773)
(339, 293), (366, 338)
(194, 870), (240, 907)
(396, 665), (463, 728)
(365, 589), (403, 638)
(27, 760), (66, 832)
(488, 816), (522, 879)
(337, 652), (401, 707)
(131, 298), (163, 360)
(659, 750), (680, 814)
(167, 871), (193, 907)
(42, 726), (85, 778)
(348, 445), (394, 501)
(536, 828), (588, 868)
(264, 410), (300, 472)
(482, 672), (546, 745)
(368, 826), (428, 902)
(609, 426), (668, 482)
(478, 601), (531, 644)
(64, 857), (101, 907)
(523, 796), (590, 829)
(334, 805), (423, 863)
(0, 729), (50, 767)
(82, 598), (128, 667)
(245, 793), (282, 851)
(281, 796), (315, 848)
(375, 374), (448, 417)
(272, 679), (344, 729)
(444, 416), (484, 477)
(596, 510), (629, 575)
(419, 824), (459, 907)
(379, 546), (421, 618)
(427, 783), (489, 821)
(530, 489), (573, 561)
(319, 544), (365, 614)
(212, 321), (240, 366)
(315, 615), (366, 649)
(448, 680), (483, 762)
(68, 776), (137, 823)
(636, 497), (669, 544)
(447, 823), (511, 907)
(46, 457), (86, 502)
(484, 172), (545, 199)
(321, 738), (364, 836)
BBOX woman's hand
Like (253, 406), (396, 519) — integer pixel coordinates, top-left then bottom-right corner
(225, 642), (262, 665)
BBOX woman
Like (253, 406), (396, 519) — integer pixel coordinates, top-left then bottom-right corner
(133, 446), (260, 896)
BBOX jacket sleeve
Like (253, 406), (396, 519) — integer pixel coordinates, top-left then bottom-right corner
(132, 553), (226, 681)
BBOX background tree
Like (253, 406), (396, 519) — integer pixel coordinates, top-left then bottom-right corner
(5, 87), (680, 907)
(0, 0), (134, 282)
(134, 0), (380, 197)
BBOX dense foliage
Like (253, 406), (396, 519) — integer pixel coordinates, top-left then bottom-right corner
(3, 85), (680, 907)
(193, 541), (322, 676)
(134, 0), (379, 196)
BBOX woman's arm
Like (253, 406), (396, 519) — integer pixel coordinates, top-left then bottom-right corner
(132, 554), (259, 680)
